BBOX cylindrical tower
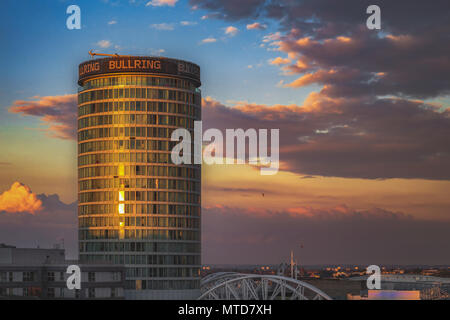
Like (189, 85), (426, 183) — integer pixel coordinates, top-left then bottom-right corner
(77, 56), (201, 299)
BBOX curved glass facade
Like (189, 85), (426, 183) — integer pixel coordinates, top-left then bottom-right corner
(78, 68), (201, 298)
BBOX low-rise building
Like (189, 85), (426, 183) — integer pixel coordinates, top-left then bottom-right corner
(0, 244), (125, 299)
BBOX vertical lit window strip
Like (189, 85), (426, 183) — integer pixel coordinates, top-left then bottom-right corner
(118, 162), (125, 239)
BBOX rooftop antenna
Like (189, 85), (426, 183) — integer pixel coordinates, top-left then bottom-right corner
(88, 50), (131, 58)
(290, 250), (294, 278)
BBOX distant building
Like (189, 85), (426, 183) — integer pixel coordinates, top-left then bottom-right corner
(421, 269), (439, 276)
(0, 244), (125, 299)
(349, 274), (450, 300)
(347, 290), (421, 300)
(349, 274), (450, 290)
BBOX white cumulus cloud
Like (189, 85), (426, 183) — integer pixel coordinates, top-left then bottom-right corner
(150, 23), (174, 30)
(201, 37), (217, 44)
(180, 21), (197, 26)
(146, 0), (177, 7)
(96, 40), (112, 48)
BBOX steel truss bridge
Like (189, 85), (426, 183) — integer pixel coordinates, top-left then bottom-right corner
(199, 272), (332, 300)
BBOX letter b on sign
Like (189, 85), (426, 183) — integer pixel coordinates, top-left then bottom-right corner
(366, 265), (381, 289)
(66, 265), (81, 290)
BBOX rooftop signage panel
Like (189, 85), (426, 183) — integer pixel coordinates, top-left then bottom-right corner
(78, 56), (201, 86)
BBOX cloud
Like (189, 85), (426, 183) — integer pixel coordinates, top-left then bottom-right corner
(246, 22), (267, 30)
(180, 21), (197, 26)
(224, 26), (238, 37)
(203, 205), (450, 265)
(262, 32), (281, 43)
(191, 1), (450, 180)
(265, 29), (450, 98)
(96, 40), (112, 48)
(190, 0), (450, 99)
(149, 48), (165, 55)
(200, 37), (217, 44)
(150, 23), (174, 30)
(8, 94), (77, 140)
(146, 0), (178, 6)
(3, 184), (449, 264)
(190, 0), (449, 33)
(0, 182), (43, 214)
(0, 190), (77, 258)
(107, 20), (117, 25)
(189, 0), (266, 20)
(269, 57), (291, 65)
(202, 96), (450, 180)
(1, 183), (447, 264)
(201, 12), (226, 20)
(13, 90), (449, 180)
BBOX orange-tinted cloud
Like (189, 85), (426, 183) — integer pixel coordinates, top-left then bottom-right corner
(0, 182), (43, 214)
(267, 25), (450, 99)
(8, 94), (77, 140)
(192, 0), (450, 99)
(269, 57), (291, 65)
(0, 190), (77, 258)
(202, 95), (450, 180)
(246, 22), (267, 30)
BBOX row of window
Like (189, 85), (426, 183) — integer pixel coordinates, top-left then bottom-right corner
(78, 126), (194, 142)
(78, 101), (200, 118)
(131, 268), (197, 279)
(79, 241), (200, 253)
(78, 114), (196, 129)
(127, 269), (199, 279)
(79, 165), (200, 179)
(78, 138), (194, 154)
(125, 279), (199, 290)
(79, 191), (200, 204)
(81, 75), (198, 91)
(79, 178), (200, 192)
(0, 271), (120, 283)
(79, 139), (182, 153)
(127, 266), (199, 277)
(78, 87), (201, 105)
(79, 229), (200, 241)
(82, 254), (200, 267)
(79, 204), (200, 216)
(79, 216), (199, 229)
(79, 152), (175, 166)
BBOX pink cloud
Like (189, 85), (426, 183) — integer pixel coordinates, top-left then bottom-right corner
(246, 22), (267, 30)
(202, 95), (450, 180)
(8, 94), (77, 140)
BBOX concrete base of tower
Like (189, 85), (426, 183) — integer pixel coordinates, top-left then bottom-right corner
(125, 289), (201, 300)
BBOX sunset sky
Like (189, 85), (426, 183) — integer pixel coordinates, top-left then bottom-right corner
(0, 0), (449, 264)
